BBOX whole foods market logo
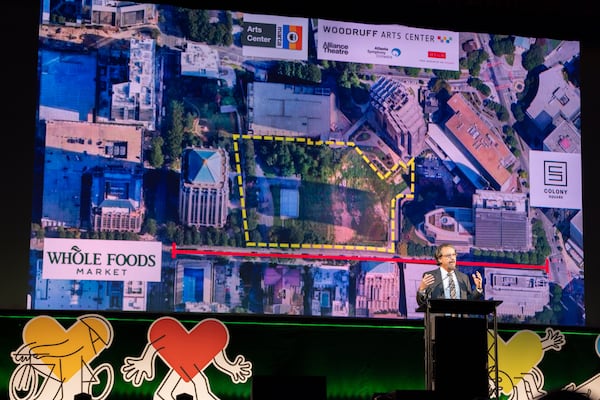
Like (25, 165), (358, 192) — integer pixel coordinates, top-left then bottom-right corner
(42, 238), (162, 281)
(46, 245), (156, 267)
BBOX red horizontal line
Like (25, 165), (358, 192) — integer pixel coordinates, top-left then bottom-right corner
(171, 243), (548, 272)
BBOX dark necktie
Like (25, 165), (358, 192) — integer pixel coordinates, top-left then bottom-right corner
(448, 271), (457, 299)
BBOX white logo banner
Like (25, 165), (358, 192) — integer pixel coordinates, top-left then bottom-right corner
(317, 19), (459, 70)
(42, 238), (162, 282)
(529, 150), (582, 209)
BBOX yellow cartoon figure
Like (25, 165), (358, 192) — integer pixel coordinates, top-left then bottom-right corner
(9, 314), (114, 400)
(120, 316), (252, 400)
(489, 327), (566, 399)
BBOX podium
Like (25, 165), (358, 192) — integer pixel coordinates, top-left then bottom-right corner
(417, 299), (502, 399)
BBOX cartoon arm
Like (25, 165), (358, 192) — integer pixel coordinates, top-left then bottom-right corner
(11, 343), (36, 364)
(10, 343), (54, 394)
(9, 344), (41, 395)
(120, 342), (159, 387)
(212, 350), (253, 383)
(13, 336), (86, 362)
(540, 327), (566, 351)
(507, 366), (546, 400)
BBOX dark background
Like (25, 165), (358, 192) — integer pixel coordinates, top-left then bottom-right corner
(2, 0), (598, 326)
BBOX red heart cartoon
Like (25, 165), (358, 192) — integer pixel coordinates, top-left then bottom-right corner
(149, 317), (229, 382)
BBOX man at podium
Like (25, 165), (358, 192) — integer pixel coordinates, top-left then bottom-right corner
(416, 243), (484, 307)
(416, 244), (497, 398)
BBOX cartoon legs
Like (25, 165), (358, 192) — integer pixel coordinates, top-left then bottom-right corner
(154, 369), (219, 400)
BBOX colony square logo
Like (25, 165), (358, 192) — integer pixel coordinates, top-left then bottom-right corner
(242, 13), (308, 61)
(529, 150), (582, 209)
(544, 160), (568, 186)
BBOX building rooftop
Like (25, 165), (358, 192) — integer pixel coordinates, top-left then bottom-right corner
(445, 94), (516, 191)
(248, 82), (332, 138)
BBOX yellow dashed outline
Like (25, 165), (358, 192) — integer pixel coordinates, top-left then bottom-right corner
(232, 134), (415, 254)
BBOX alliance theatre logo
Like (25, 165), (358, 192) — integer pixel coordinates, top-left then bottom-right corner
(42, 238), (162, 282)
(529, 150), (582, 209)
(242, 13), (308, 61)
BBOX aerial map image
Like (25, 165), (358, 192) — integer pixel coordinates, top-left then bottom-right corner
(30, 0), (584, 326)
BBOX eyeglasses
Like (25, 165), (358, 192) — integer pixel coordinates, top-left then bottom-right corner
(441, 253), (457, 258)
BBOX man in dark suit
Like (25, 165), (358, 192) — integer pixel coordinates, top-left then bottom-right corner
(416, 243), (484, 307)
